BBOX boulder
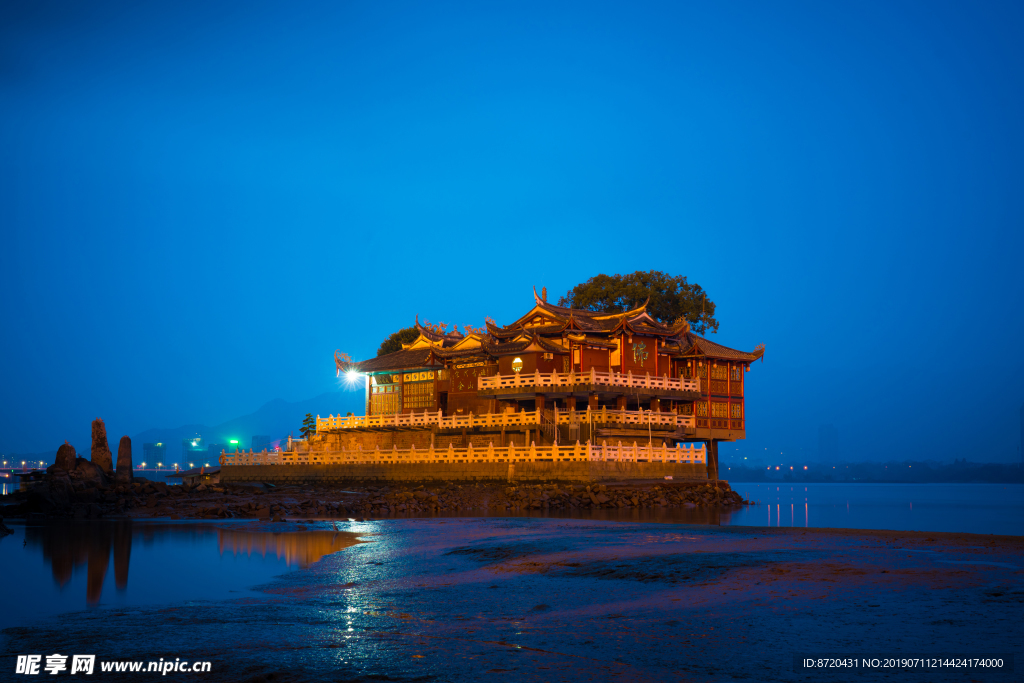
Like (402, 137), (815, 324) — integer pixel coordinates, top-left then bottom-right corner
(90, 419), (114, 475)
(55, 441), (77, 471)
(27, 476), (75, 514)
(71, 457), (110, 489)
(115, 436), (134, 485)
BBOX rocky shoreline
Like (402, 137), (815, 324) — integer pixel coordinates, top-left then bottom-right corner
(3, 479), (748, 521)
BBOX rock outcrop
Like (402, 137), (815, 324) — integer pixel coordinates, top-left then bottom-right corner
(91, 418), (113, 475)
(116, 436), (134, 485)
(72, 457), (110, 489)
(55, 441), (77, 471)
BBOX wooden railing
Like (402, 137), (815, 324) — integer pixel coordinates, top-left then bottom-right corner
(478, 368), (701, 393)
(221, 441), (707, 466)
(316, 407), (696, 433)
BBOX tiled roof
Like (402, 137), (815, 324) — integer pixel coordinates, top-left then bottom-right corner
(664, 333), (764, 361)
(167, 466), (221, 478)
(415, 316), (463, 343)
(353, 348), (435, 373)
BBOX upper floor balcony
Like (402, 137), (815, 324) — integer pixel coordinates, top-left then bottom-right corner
(316, 406), (695, 433)
(476, 368), (701, 398)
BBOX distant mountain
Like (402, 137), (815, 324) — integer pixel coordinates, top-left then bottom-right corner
(131, 390), (365, 460)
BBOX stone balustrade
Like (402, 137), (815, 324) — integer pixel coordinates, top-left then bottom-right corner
(316, 407), (695, 433)
(222, 441), (707, 467)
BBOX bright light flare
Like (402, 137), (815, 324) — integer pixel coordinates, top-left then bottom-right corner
(344, 369), (362, 384)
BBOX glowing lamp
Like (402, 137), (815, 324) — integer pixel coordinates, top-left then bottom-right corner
(512, 357), (523, 373)
(230, 440), (238, 444)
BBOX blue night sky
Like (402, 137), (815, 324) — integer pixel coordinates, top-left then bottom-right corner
(1, 1), (1022, 462)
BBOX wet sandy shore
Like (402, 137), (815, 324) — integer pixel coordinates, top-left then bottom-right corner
(2, 518), (1020, 682)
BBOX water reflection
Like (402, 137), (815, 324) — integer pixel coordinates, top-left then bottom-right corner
(20, 522), (360, 607)
(29, 522), (133, 604)
(218, 529), (360, 568)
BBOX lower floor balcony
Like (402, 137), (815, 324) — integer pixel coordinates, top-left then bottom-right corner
(222, 440), (707, 466)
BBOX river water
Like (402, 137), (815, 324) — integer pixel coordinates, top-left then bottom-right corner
(724, 482), (1024, 535)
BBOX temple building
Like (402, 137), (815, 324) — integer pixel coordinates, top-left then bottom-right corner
(316, 290), (764, 479)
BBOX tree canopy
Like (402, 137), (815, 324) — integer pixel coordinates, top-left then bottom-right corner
(557, 270), (718, 335)
(377, 326), (420, 356)
(300, 413), (316, 440)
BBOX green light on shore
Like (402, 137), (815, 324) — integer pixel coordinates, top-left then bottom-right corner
(230, 440), (238, 444)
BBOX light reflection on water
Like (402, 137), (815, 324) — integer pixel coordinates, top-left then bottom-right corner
(725, 482), (1024, 535)
(0, 521), (365, 629)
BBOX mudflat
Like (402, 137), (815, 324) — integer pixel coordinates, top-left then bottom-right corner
(3, 518), (1020, 682)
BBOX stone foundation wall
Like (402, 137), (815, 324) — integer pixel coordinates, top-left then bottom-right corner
(221, 461), (707, 484)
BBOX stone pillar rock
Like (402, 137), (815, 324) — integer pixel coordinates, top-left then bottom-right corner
(91, 418), (114, 475)
(55, 441), (77, 471)
(116, 436), (134, 484)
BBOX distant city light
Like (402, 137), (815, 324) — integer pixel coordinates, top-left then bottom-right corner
(230, 440), (238, 444)
(191, 441), (197, 447)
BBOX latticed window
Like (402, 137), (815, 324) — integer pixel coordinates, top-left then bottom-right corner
(710, 365), (728, 380)
(697, 364), (707, 379)
(696, 401), (708, 417)
(404, 381), (433, 409)
(711, 402), (729, 418)
(731, 403), (743, 418)
(370, 386), (401, 415)
(680, 403), (694, 416)
(731, 365), (742, 381)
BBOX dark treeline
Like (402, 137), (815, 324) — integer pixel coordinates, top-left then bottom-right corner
(726, 459), (1024, 484)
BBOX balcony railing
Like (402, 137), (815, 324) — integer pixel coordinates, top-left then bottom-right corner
(478, 368), (701, 393)
(222, 441), (707, 466)
(316, 407), (695, 433)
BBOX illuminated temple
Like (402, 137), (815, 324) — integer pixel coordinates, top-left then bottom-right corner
(311, 290), (764, 479)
